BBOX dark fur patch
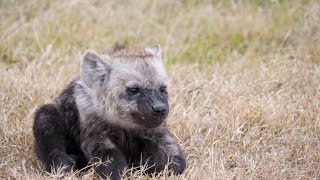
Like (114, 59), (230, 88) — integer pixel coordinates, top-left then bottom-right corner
(110, 43), (127, 53)
(33, 82), (88, 172)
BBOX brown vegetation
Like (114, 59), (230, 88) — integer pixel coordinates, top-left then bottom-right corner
(1, 0), (319, 179)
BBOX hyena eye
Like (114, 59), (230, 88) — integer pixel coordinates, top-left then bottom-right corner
(159, 86), (167, 94)
(127, 87), (140, 95)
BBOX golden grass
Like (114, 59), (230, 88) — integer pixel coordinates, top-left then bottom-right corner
(1, 0), (319, 179)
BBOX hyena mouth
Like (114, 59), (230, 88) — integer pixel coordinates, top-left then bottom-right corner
(131, 112), (164, 128)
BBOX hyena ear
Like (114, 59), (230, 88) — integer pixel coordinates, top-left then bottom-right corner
(81, 50), (111, 89)
(145, 44), (161, 58)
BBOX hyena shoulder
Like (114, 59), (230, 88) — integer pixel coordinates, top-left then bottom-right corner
(54, 80), (82, 138)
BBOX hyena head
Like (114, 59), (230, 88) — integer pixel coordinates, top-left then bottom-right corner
(80, 44), (169, 129)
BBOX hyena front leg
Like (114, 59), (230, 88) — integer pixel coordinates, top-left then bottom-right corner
(81, 130), (127, 180)
(33, 104), (76, 172)
(142, 130), (186, 175)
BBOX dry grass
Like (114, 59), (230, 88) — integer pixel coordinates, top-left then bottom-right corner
(1, 0), (320, 179)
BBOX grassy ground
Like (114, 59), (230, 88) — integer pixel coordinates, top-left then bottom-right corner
(1, 0), (320, 179)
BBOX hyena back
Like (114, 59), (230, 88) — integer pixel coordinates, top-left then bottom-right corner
(33, 44), (186, 180)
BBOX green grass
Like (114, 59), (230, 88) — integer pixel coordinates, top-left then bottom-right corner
(1, 0), (320, 179)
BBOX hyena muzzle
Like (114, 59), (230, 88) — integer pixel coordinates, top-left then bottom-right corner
(32, 44), (186, 180)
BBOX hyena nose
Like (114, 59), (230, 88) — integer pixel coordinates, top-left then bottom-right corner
(152, 105), (167, 116)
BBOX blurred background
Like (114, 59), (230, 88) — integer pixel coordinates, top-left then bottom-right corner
(0, 0), (319, 179)
(1, 0), (319, 64)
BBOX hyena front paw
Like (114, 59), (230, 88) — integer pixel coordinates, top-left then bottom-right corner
(94, 161), (127, 180)
(144, 155), (186, 175)
(168, 156), (187, 175)
(47, 152), (76, 173)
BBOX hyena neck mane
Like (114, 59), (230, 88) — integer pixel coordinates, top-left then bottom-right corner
(75, 44), (170, 130)
(104, 43), (154, 59)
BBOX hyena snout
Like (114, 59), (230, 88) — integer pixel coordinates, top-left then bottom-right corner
(135, 100), (169, 128)
(151, 104), (168, 116)
(146, 100), (169, 119)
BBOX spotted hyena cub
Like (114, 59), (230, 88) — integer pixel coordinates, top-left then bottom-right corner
(32, 44), (186, 179)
